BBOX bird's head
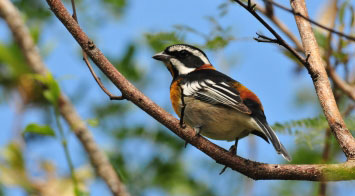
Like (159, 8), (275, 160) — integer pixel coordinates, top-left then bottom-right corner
(153, 44), (212, 78)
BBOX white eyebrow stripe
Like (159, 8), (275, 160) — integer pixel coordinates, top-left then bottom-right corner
(168, 45), (210, 64)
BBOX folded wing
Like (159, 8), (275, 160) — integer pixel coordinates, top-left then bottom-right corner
(182, 79), (251, 114)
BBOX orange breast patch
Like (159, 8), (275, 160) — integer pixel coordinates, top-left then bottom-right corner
(170, 79), (182, 117)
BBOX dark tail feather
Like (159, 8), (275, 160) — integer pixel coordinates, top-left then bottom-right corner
(254, 118), (292, 162)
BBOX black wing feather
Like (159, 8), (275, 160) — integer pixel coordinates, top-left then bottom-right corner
(181, 69), (251, 114)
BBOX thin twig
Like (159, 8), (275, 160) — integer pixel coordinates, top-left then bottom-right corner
(70, 0), (77, 21)
(343, 104), (355, 117)
(55, 109), (80, 195)
(232, 0), (309, 67)
(45, 0), (355, 181)
(83, 55), (124, 100)
(263, 0), (273, 17)
(264, 0), (355, 42)
(327, 65), (355, 101)
(319, 128), (331, 196)
(254, 3), (303, 51)
(70, 0), (124, 101)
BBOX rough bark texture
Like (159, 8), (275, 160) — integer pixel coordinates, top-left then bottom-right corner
(44, 0), (355, 181)
(290, 0), (355, 160)
(0, 1), (130, 195)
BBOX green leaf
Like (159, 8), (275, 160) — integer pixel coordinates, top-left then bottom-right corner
(33, 74), (60, 107)
(338, 1), (348, 25)
(109, 43), (142, 81)
(205, 35), (233, 50)
(314, 30), (327, 50)
(75, 189), (90, 196)
(332, 51), (349, 63)
(23, 123), (55, 137)
(87, 118), (99, 127)
(103, 0), (127, 17)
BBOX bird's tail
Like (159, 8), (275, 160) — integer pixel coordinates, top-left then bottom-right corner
(255, 118), (292, 162)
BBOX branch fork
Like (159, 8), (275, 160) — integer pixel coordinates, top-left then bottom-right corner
(254, 33), (279, 44)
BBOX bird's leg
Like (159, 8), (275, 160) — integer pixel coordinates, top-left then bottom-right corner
(219, 138), (239, 175)
(185, 126), (201, 148)
(179, 86), (186, 128)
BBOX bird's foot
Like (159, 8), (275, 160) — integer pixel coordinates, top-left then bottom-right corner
(219, 139), (238, 175)
(219, 145), (237, 175)
(184, 127), (201, 148)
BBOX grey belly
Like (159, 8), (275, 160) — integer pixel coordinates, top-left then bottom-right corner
(183, 97), (261, 141)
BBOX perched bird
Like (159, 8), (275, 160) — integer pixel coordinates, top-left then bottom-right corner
(153, 44), (291, 168)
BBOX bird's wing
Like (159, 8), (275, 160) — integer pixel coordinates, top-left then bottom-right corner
(181, 78), (251, 114)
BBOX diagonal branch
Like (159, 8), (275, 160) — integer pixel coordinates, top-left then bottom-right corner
(44, 0), (355, 181)
(290, 0), (355, 159)
(0, 1), (130, 195)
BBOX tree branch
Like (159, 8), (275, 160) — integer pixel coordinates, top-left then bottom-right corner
(0, 1), (130, 195)
(44, 0), (355, 181)
(290, 0), (355, 160)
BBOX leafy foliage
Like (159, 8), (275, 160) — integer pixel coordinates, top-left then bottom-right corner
(13, 0), (51, 21)
(102, 0), (127, 17)
(33, 74), (61, 107)
(145, 32), (185, 52)
(23, 123), (56, 137)
(272, 115), (329, 134)
(109, 126), (218, 196)
(109, 43), (142, 81)
(273, 114), (355, 149)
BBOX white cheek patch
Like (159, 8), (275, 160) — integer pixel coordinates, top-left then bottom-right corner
(170, 58), (195, 75)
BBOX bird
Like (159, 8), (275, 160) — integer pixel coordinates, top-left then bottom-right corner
(152, 44), (291, 172)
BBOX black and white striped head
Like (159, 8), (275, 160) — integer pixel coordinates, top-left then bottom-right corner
(153, 44), (211, 77)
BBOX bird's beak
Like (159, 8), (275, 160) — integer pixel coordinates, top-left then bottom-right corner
(152, 52), (171, 62)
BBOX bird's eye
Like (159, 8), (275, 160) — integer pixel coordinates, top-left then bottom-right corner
(180, 50), (188, 57)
